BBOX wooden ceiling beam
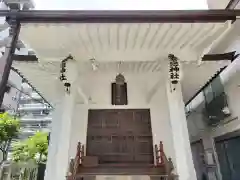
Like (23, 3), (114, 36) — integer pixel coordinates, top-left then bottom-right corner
(1, 10), (240, 23)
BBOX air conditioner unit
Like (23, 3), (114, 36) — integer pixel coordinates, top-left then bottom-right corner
(222, 106), (230, 116)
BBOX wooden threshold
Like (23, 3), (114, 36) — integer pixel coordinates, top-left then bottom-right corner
(77, 164), (167, 177)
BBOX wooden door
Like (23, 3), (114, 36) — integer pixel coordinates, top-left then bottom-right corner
(87, 109), (154, 165)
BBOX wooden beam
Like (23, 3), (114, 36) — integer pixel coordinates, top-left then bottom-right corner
(202, 51), (237, 62)
(1, 10), (240, 23)
(12, 54), (38, 62)
(0, 21), (20, 106)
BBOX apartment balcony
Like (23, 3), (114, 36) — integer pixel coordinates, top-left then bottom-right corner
(18, 103), (51, 111)
(18, 127), (50, 136)
(20, 121), (51, 126)
(20, 92), (42, 100)
(20, 116), (52, 122)
(19, 93), (43, 104)
(21, 123), (50, 129)
(20, 119), (51, 128)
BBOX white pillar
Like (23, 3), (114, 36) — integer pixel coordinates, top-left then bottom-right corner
(44, 61), (78, 180)
(44, 100), (64, 180)
(166, 82), (197, 180)
(69, 104), (88, 157)
(55, 87), (77, 180)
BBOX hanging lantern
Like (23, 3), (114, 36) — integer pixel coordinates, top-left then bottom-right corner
(64, 82), (71, 94)
(115, 73), (125, 85)
(168, 54), (181, 85)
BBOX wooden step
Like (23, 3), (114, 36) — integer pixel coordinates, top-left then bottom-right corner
(76, 164), (167, 178)
(76, 175), (171, 180)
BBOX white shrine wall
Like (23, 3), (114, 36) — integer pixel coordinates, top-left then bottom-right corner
(68, 72), (176, 166)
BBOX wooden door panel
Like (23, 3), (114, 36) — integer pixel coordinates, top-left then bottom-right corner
(87, 109), (153, 164)
(135, 136), (153, 153)
(134, 155), (154, 164)
(134, 111), (151, 134)
(119, 111), (134, 132)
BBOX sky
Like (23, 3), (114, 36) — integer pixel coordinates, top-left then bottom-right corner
(35, 0), (208, 10)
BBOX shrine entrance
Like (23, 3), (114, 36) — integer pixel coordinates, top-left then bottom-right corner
(86, 109), (154, 165)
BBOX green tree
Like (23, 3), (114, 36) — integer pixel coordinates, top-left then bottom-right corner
(0, 112), (20, 163)
(12, 132), (48, 163)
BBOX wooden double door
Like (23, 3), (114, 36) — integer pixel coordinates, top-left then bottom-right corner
(86, 109), (154, 165)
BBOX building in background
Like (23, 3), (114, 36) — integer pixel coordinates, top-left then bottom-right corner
(16, 80), (52, 140)
(0, 0), (36, 108)
(0, 0), (52, 157)
(1, 69), (22, 114)
(1, 69), (53, 161)
(2, 68), (53, 145)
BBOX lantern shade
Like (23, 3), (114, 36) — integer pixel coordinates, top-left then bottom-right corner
(115, 73), (125, 85)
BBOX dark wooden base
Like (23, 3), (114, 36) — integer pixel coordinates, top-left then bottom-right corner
(76, 164), (167, 178)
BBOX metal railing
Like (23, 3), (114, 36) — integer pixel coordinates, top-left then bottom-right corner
(154, 141), (178, 180)
(66, 142), (84, 180)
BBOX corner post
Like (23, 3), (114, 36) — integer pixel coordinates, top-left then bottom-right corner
(166, 54), (197, 180)
(0, 16), (21, 107)
(45, 60), (78, 180)
(166, 81), (197, 180)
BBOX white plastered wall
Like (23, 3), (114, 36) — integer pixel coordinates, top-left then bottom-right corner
(68, 72), (176, 166)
